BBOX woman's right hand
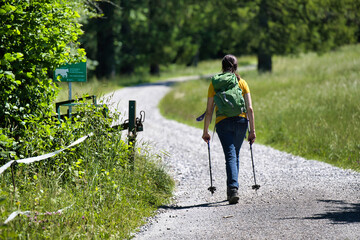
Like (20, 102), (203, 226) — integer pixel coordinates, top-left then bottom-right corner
(248, 131), (256, 145)
(202, 132), (211, 143)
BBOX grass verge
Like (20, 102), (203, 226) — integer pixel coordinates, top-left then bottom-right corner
(159, 45), (360, 171)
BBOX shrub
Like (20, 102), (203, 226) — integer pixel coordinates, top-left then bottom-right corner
(0, 0), (86, 159)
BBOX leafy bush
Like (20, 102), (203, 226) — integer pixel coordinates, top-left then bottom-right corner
(0, 0), (85, 157)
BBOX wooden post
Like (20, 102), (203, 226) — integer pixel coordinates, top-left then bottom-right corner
(10, 163), (16, 192)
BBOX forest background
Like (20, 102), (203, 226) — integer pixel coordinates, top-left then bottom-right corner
(85, 0), (360, 78)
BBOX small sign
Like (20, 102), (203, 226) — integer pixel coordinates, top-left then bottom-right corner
(54, 62), (87, 82)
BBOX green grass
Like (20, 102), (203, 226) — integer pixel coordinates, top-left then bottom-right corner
(159, 45), (360, 171)
(55, 78), (120, 103)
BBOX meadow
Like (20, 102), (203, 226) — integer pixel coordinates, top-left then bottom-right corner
(159, 44), (360, 171)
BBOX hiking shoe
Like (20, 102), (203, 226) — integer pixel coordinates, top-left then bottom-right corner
(227, 188), (239, 204)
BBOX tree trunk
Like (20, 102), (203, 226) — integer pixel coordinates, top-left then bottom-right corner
(191, 50), (199, 67)
(96, 2), (115, 79)
(148, 0), (160, 76)
(257, 52), (272, 73)
(257, 0), (272, 73)
(150, 63), (160, 75)
(119, 0), (135, 74)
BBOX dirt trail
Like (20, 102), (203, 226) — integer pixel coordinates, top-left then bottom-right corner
(105, 72), (360, 240)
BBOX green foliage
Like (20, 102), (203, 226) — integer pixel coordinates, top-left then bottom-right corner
(295, 0), (360, 53)
(119, 0), (195, 74)
(83, 0), (360, 76)
(0, 0), (86, 140)
(0, 101), (174, 239)
(159, 44), (360, 171)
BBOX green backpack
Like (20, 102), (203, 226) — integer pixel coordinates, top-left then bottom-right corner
(212, 72), (246, 118)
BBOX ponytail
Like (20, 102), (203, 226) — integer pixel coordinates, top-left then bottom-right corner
(234, 72), (240, 81)
(222, 54), (241, 81)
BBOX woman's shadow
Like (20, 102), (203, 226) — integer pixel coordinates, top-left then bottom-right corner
(159, 200), (229, 210)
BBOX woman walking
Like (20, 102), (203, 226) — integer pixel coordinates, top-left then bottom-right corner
(202, 54), (256, 204)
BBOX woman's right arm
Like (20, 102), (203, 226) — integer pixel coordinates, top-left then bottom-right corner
(202, 97), (214, 143)
(244, 93), (256, 145)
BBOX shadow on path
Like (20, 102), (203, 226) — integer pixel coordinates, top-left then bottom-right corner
(280, 199), (360, 224)
(304, 199), (360, 224)
(160, 200), (228, 210)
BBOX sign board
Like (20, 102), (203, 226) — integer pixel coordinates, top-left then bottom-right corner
(54, 62), (87, 82)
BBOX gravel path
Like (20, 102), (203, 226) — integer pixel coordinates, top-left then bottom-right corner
(105, 73), (360, 240)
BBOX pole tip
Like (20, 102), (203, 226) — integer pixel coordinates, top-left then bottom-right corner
(252, 184), (260, 190)
(208, 186), (216, 194)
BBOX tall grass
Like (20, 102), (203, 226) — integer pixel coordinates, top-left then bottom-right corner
(159, 45), (360, 171)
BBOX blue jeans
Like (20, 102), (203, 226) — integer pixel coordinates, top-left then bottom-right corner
(216, 116), (248, 189)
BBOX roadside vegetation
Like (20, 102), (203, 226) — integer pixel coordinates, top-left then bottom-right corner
(1, 102), (174, 239)
(159, 44), (360, 171)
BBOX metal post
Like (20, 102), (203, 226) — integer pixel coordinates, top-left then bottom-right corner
(128, 100), (136, 168)
(68, 82), (72, 117)
(129, 100), (136, 135)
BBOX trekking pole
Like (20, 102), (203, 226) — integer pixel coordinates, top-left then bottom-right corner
(249, 142), (260, 191)
(247, 122), (260, 191)
(207, 141), (216, 195)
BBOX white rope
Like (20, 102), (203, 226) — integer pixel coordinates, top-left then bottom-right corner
(4, 204), (73, 224)
(0, 133), (94, 175)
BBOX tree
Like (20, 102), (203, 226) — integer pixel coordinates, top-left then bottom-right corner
(96, 1), (116, 78)
(80, 0), (360, 75)
(299, 0), (359, 52)
(0, 0), (86, 135)
(241, 0), (359, 72)
(117, 0), (139, 74)
(145, 0), (181, 74)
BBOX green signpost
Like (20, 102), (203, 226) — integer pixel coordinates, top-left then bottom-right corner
(54, 61), (87, 82)
(54, 61), (87, 115)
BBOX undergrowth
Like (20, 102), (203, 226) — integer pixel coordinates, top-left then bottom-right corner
(0, 98), (174, 239)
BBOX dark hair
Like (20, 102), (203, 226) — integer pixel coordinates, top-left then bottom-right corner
(222, 54), (240, 81)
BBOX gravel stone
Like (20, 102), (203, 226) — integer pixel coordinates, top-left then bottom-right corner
(104, 76), (360, 240)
